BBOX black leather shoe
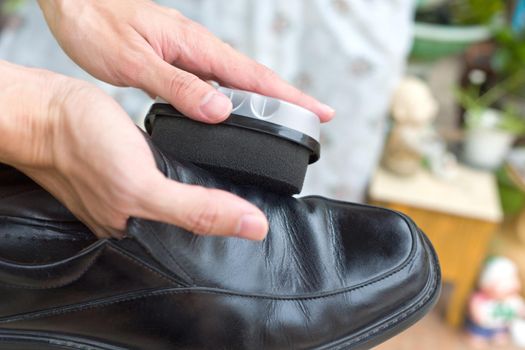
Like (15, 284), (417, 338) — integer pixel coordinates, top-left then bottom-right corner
(0, 139), (440, 349)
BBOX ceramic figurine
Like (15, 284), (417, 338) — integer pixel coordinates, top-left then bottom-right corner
(382, 76), (439, 176)
(466, 257), (525, 349)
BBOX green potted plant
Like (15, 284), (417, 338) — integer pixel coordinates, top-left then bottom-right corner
(412, 0), (504, 61)
(457, 69), (525, 170)
(491, 25), (525, 106)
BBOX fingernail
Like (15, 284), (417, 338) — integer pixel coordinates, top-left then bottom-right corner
(200, 92), (232, 121)
(237, 214), (268, 240)
(320, 103), (336, 119)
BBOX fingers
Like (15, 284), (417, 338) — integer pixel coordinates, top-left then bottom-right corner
(135, 175), (268, 240)
(140, 55), (232, 123)
(211, 46), (335, 122)
(138, 16), (334, 122)
(166, 22), (335, 122)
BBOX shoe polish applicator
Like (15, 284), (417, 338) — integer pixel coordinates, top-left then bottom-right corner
(145, 86), (321, 195)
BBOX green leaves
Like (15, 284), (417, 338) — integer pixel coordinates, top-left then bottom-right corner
(449, 0), (505, 25)
(492, 27), (525, 78)
(456, 70), (525, 135)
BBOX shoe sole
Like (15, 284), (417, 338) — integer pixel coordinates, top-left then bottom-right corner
(0, 231), (440, 350)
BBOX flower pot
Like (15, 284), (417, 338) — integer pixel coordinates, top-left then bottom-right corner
(416, 0), (447, 9)
(463, 127), (516, 170)
(411, 22), (492, 61)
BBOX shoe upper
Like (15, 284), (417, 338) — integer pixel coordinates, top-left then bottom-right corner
(0, 139), (440, 349)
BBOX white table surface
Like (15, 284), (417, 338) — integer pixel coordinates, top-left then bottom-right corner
(369, 165), (503, 222)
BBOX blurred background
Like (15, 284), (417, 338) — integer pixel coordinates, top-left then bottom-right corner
(2, 0), (525, 348)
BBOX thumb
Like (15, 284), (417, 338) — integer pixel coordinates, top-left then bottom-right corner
(135, 175), (268, 240)
(141, 55), (232, 123)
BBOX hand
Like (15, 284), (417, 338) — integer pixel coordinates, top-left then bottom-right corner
(0, 62), (268, 240)
(38, 0), (335, 123)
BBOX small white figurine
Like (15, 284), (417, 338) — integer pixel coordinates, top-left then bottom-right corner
(466, 257), (525, 349)
(383, 76), (457, 177)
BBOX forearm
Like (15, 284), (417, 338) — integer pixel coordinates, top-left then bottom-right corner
(0, 60), (59, 169)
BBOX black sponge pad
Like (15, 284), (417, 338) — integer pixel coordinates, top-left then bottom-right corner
(149, 116), (310, 195)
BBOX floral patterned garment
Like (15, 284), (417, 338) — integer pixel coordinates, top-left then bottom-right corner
(169, 0), (416, 201)
(1, 0), (415, 202)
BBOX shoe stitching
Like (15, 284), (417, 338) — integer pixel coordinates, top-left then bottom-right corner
(67, 210), (418, 302)
(0, 242), (184, 291)
(141, 221), (194, 285)
(0, 243), (424, 323)
(0, 214), (83, 225)
(0, 269), (438, 350)
(132, 155), (418, 293)
(106, 242), (187, 287)
(329, 271), (439, 350)
(0, 164), (429, 336)
(329, 235), (441, 350)
(0, 208), (419, 299)
(0, 233), (86, 242)
(141, 211), (415, 298)
(0, 232), (438, 350)
(127, 151), (194, 285)
(0, 216), (92, 236)
(0, 244), (105, 290)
